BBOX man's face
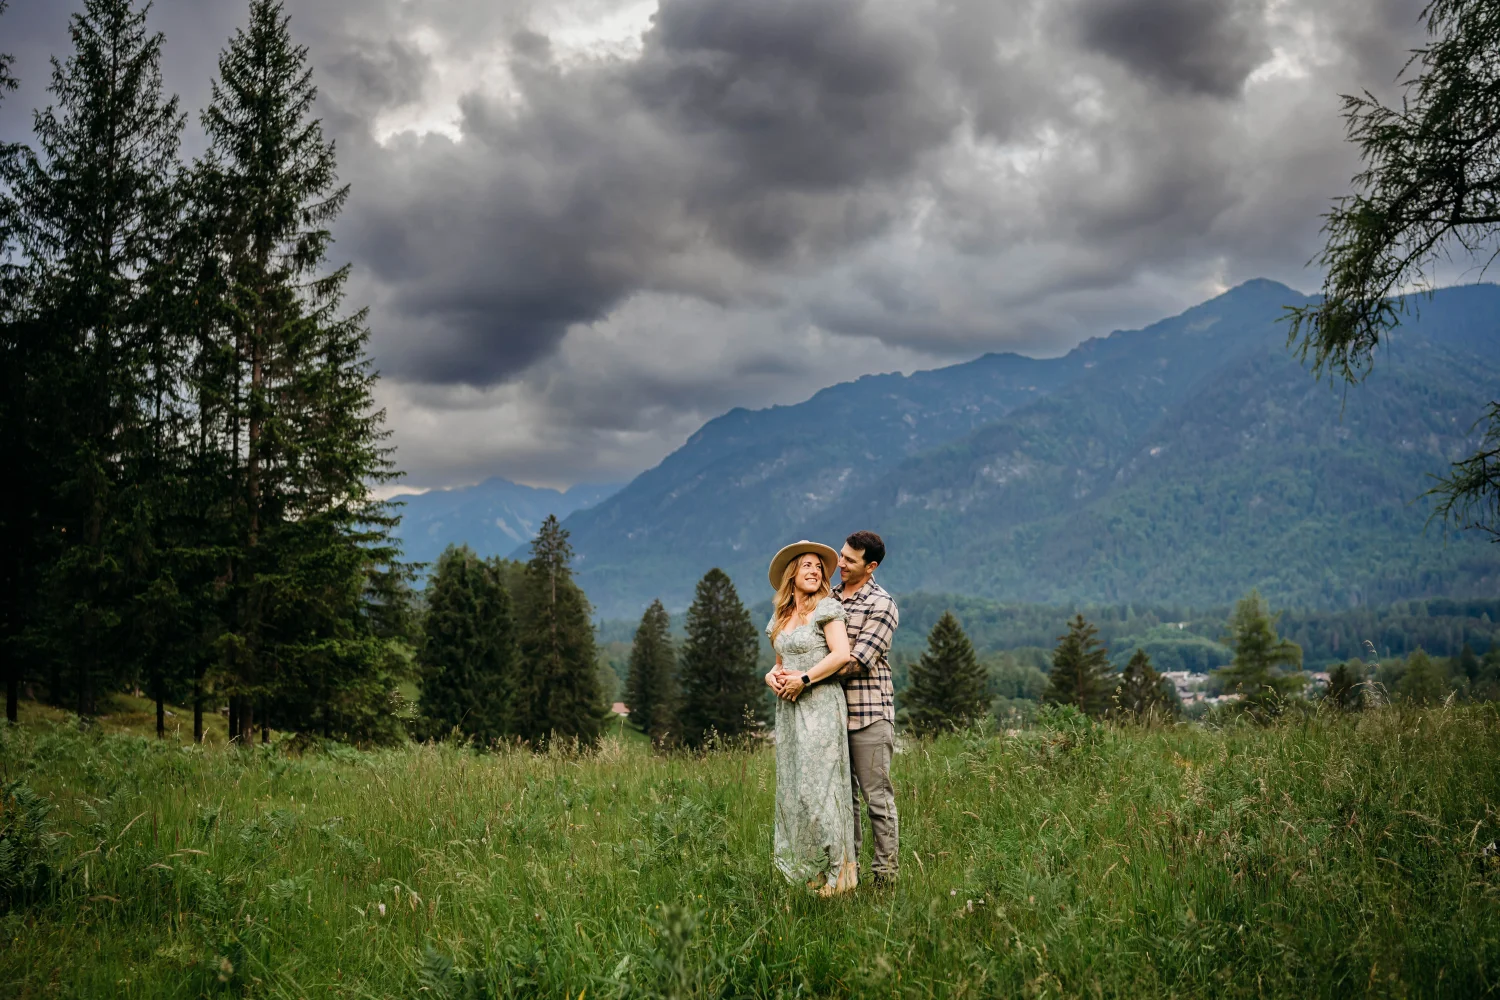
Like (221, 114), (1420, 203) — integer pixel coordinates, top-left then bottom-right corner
(838, 543), (872, 585)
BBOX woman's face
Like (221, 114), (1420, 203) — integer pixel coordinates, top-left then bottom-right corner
(794, 554), (824, 596)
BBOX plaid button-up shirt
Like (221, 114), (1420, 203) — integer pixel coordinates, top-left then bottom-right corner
(833, 577), (898, 730)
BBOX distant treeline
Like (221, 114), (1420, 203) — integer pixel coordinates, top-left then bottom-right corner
(600, 594), (1500, 675)
(889, 594), (1500, 668)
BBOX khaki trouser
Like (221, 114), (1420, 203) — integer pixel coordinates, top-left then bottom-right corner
(849, 719), (898, 876)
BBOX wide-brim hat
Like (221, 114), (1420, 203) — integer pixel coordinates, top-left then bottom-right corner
(768, 539), (839, 590)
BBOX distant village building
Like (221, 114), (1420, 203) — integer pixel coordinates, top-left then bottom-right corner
(1162, 670), (1208, 704)
(611, 702), (630, 717)
(1162, 668), (1328, 706)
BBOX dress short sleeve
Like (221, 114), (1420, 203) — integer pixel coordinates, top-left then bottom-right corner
(766, 615), (778, 639)
(812, 596), (846, 629)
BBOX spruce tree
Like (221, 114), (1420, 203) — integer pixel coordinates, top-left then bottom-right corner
(1477, 648), (1500, 701)
(1324, 660), (1365, 711)
(0, 0), (29, 723)
(1457, 643), (1480, 683)
(513, 516), (604, 746)
(1043, 614), (1114, 717)
(2, 0), (185, 717)
(195, 0), (410, 742)
(625, 599), (678, 745)
(417, 546), (515, 743)
(1218, 591), (1304, 717)
(677, 568), (762, 748)
(1397, 648), (1449, 705)
(1112, 648), (1177, 721)
(902, 611), (987, 735)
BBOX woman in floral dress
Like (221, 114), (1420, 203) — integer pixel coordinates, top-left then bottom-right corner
(764, 540), (858, 896)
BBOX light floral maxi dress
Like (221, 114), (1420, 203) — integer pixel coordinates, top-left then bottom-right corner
(769, 597), (857, 885)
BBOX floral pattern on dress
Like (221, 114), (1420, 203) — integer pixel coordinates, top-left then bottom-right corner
(769, 596), (856, 884)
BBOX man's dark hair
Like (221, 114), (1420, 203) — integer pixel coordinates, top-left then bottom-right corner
(846, 530), (885, 567)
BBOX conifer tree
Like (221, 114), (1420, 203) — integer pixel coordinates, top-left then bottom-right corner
(513, 516), (604, 746)
(1043, 614), (1114, 717)
(1286, 0), (1500, 536)
(1324, 660), (1365, 711)
(625, 599), (678, 745)
(902, 611), (987, 735)
(0, 0), (29, 724)
(1477, 648), (1500, 701)
(1457, 643), (1480, 683)
(195, 0), (410, 742)
(677, 568), (762, 748)
(1112, 648), (1177, 721)
(1218, 591), (1304, 717)
(1397, 648), (1449, 705)
(2, 0), (185, 716)
(417, 546), (515, 743)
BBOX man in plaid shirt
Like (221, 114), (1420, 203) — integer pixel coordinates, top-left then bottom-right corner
(833, 531), (900, 884)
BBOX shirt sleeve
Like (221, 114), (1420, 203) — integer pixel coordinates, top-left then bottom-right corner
(846, 592), (897, 675)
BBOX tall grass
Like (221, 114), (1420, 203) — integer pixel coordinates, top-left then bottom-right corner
(2, 705), (1498, 998)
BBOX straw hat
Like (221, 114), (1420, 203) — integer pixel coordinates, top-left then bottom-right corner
(768, 539), (839, 590)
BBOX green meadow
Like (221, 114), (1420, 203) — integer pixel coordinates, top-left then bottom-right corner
(3, 703), (1499, 999)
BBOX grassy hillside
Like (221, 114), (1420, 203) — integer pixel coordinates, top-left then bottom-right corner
(4, 707), (1499, 998)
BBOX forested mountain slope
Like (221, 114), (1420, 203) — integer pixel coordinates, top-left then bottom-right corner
(550, 350), (1087, 609)
(828, 281), (1500, 606)
(558, 280), (1500, 616)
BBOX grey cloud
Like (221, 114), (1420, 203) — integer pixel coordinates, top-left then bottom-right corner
(0, 0), (1444, 488)
(635, 0), (959, 191)
(323, 0), (969, 387)
(323, 39), (430, 121)
(1072, 0), (1270, 98)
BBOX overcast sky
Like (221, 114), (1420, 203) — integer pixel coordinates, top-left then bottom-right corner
(0, 0), (1430, 491)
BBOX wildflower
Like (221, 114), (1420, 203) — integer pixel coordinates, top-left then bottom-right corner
(378, 903), (386, 916)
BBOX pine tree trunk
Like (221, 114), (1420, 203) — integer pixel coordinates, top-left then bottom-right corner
(228, 696), (239, 743)
(155, 687), (165, 740)
(242, 699), (254, 744)
(193, 681), (203, 744)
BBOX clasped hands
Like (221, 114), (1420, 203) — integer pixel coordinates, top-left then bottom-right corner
(765, 667), (806, 701)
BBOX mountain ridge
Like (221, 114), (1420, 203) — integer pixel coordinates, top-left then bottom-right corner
(392, 477), (620, 568)
(548, 278), (1498, 617)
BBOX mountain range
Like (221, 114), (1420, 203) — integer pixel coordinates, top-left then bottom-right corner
(546, 279), (1500, 618)
(390, 478), (619, 569)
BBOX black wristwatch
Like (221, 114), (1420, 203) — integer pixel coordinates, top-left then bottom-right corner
(800, 673), (811, 687)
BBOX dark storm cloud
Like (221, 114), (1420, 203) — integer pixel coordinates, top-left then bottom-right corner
(636, 0), (957, 192)
(1071, 0), (1270, 97)
(0, 0), (1438, 487)
(334, 0), (964, 385)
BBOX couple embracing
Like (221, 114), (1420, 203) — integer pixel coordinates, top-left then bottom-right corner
(764, 531), (899, 897)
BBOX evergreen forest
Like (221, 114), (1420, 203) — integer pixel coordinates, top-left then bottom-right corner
(3, 0), (1499, 750)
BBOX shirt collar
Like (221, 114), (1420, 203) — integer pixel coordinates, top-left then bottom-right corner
(834, 576), (878, 602)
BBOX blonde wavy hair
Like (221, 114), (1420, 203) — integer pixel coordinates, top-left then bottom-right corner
(769, 553), (831, 640)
